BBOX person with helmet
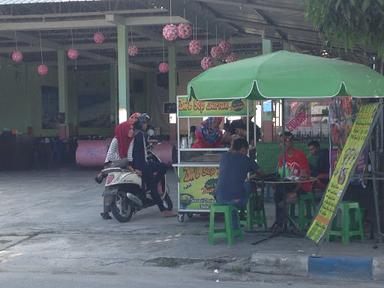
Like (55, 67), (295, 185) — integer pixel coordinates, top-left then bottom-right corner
(128, 113), (177, 217)
(97, 112), (141, 220)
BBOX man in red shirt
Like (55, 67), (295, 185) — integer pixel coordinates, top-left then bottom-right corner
(272, 132), (311, 233)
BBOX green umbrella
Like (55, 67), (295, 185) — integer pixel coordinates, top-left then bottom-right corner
(188, 50), (384, 100)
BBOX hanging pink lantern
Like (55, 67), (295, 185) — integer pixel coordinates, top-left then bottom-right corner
(188, 40), (202, 55)
(11, 50), (23, 63)
(177, 23), (192, 39)
(201, 56), (213, 70)
(210, 46), (223, 59)
(37, 64), (48, 76)
(162, 24), (178, 41)
(159, 62), (169, 73)
(225, 53), (238, 63)
(218, 40), (231, 55)
(93, 32), (105, 44)
(67, 48), (79, 60)
(128, 45), (139, 57)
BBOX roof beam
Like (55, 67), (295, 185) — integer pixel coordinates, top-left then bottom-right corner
(0, 15), (189, 31)
(0, 8), (167, 20)
(195, 0), (304, 13)
(105, 14), (189, 26)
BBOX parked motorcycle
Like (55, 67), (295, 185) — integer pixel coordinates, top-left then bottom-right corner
(98, 150), (173, 222)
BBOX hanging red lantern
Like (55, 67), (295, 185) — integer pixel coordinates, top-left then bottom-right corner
(210, 46), (223, 59)
(37, 64), (48, 76)
(162, 24), (178, 41)
(93, 32), (105, 44)
(159, 62), (169, 73)
(218, 40), (231, 55)
(177, 23), (192, 39)
(11, 50), (23, 63)
(201, 56), (213, 70)
(188, 40), (202, 55)
(67, 48), (79, 60)
(225, 53), (238, 63)
(128, 45), (139, 57)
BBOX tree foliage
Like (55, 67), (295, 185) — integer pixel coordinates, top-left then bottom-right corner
(305, 0), (384, 56)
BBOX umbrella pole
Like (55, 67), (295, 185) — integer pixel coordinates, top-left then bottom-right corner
(282, 99), (286, 178)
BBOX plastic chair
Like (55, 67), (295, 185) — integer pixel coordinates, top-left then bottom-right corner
(288, 192), (316, 231)
(209, 204), (243, 245)
(326, 202), (364, 245)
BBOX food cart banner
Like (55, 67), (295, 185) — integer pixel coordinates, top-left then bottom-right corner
(178, 167), (218, 211)
(307, 103), (379, 244)
(178, 96), (247, 117)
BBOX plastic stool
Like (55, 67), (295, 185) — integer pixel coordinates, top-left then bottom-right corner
(241, 192), (267, 231)
(209, 204), (243, 245)
(289, 193), (316, 231)
(327, 202), (364, 245)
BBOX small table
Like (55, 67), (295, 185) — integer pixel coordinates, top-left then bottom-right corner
(251, 177), (317, 235)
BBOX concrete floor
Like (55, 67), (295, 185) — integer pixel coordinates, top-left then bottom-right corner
(0, 167), (382, 287)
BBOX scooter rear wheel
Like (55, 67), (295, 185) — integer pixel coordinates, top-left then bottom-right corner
(111, 193), (134, 223)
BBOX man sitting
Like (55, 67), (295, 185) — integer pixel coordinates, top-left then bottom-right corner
(215, 138), (263, 226)
(272, 132), (311, 233)
(307, 140), (329, 191)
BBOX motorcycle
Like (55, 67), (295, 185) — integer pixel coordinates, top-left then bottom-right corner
(98, 149), (173, 222)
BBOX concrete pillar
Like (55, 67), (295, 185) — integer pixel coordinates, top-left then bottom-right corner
(168, 44), (177, 141)
(58, 49), (70, 138)
(117, 24), (130, 123)
(58, 49), (68, 123)
(110, 63), (118, 126)
(261, 38), (273, 141)
(262, 38), (272, 55)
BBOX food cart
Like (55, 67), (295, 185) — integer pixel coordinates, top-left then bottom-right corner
(174, 95), (255, 222)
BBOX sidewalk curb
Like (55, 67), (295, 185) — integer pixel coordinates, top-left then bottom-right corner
(250, 253), (383, 281)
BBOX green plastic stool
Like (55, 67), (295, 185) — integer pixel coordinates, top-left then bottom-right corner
(326, 202), (364, 245)
(209, 204), (243, 245)
(241, 192), (267, 231)
(289, 193), (316, 231)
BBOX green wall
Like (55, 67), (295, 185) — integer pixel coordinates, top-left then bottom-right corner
(0, 60), (150, 137)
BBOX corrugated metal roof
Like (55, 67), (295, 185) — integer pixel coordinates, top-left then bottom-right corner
(0, 0), (100, 5)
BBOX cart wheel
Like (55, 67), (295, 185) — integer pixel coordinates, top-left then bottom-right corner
(187, 213), (193, 219)
(178, 213), (185, 223)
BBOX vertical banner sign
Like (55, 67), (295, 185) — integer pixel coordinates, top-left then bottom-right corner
(307, 103), (379, 244)
(178, 167), (219, 211)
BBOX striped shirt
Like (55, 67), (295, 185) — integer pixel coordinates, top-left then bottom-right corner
(105, 137), (121, 163)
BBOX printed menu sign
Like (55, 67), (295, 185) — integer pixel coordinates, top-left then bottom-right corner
(178, 96), (247, 117)
(178, 166), (219, 211)
(307, 103), (379, 244)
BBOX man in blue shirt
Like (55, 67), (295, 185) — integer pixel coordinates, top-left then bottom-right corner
(215, 138), (262, 208)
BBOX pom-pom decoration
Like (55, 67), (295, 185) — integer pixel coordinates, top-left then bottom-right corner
(11, 50), (23, 63)
(128, 45), (139, 57)
(188, 40), (202, 55)
(218, 40), (231, 55)
(159, 62), (169, 73)
(210, 46), (223, 59)
(162, 24), (178, 41)
(38, 64), (48, 76)
(67, 48), (79, 60)
(93, 32), (105, 44)
(177, 23), (192, 39)
(225, 53), (238, 63)
(201, 56), (213, 70)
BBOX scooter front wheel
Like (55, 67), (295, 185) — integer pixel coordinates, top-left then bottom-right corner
(111, 193), (134, 223)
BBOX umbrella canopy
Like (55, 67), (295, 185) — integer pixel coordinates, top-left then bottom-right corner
(188, 50), (384, 101)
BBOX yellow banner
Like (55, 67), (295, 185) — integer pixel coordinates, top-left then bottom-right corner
(307, 103), (379, 244)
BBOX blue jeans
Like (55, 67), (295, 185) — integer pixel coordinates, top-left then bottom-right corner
(217, 182), (252, 228)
